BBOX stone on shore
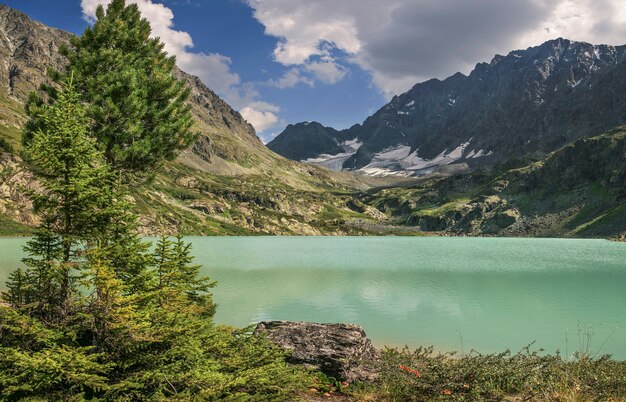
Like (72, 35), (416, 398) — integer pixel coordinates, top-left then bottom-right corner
(254, 321), (380, 382)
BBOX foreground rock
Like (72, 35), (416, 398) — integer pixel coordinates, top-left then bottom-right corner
(255, 321), (380, 382)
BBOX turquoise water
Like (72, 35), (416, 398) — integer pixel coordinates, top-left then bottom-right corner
(1, 236), (625, 358)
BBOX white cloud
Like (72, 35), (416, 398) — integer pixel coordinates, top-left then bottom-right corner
(268, 68), (315, 89)
(80, 0), (283, 134)
(265, 60), (347, 88)
(304, 60), (347, 84)
(240, 102), (282, 133)
(248, 0), (361, 66)
(519, 0), (626, 48)
(246, 0), (626, 98)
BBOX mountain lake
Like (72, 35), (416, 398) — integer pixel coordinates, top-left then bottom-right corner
(1, 236), (625, 358)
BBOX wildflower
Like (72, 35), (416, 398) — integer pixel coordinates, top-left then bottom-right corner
(399, 364), (421, 377)
(442, 389), (452, 395)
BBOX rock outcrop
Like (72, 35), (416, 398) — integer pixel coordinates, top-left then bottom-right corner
(255, 321), (380, 382)
(0, 152), (38, 227)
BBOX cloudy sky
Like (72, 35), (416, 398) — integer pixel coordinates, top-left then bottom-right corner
(6, 0), (626, 141)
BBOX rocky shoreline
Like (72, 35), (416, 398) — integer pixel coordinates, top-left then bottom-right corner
(254, 321), (380, 382)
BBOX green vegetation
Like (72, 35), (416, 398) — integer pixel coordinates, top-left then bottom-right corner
(0, 96), (25, 153)
(0, 215), (32, 236)
(0, 2), (623, 398)
(349, 345), (626, 401)
(358, 127), (626, 238)
(0, 135), (13, 153)
(25, 0), (196, 173)
(0, 2), (311, 399)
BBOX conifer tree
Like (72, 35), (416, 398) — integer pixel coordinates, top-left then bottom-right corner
(152, 235), (215, 316)
(21, 75), (112, 320)
(83, 243), (150, 359)
(2, 3), (311, 399)
(17, 223), (62, 318)
(2, 268), (30, 308)
(55, 0), (196, 173)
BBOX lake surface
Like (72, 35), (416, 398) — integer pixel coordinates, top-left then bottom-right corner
(1, 236), (625, 358)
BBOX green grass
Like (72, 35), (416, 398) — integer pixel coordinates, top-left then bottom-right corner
(572, 202), (626, 237)
(0, 216), (33, 236)
(350, 345), (626, 401)
(411, 198), (471, 218)
(0, 124), (21, 152)
(318, 205), (363, 221)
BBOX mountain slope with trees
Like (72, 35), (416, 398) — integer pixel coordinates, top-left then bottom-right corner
(0, 3), (623, 239)
(0, 3), (384, 236)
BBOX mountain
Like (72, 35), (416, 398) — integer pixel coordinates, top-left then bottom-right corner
(0, 3), (267, 174)
(269, 38), (626, 176)
(267, 121), (346, 161)
(1, 5), (623, 239)
(0, 4), (387, 236)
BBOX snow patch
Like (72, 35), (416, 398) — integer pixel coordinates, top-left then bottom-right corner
(301, 139), (362, 171)
(359, 167), (415, 177)
(405, 100), (415, 107)
(357, 141), (473, 176)
(373, 145), (413, 161)
(401, 141), (471, 171)
(594, 46), (601, 60)
(341, 138), (362, 151)
(470, 149), (485, 158)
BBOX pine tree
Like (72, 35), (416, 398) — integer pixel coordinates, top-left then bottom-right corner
(18, 223), (63, 319)
(83, 243), (150, 359)
(51, 0), (196, 173)
(2, 268), (29, 307)
(152, 235), (216, 317)
(1, 4), (311, 399)
(21, 74), (113, 320)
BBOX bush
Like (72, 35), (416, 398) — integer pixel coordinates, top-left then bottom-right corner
(354, 345), (626, 401)
(0, 136), (13, 153)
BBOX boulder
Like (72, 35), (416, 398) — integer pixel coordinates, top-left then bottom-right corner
(495, 208), (520, 228)
(254, 321), (380, 382)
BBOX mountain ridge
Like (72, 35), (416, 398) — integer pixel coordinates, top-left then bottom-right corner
(269, 38), (626, 177)
(0, 4), (623, 239)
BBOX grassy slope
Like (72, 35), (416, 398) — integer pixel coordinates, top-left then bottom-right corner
(0, 95), (25, 152)
(0, 91), (383, 236)
(1, 83), (625, 238)
(361, 127), (626, 238)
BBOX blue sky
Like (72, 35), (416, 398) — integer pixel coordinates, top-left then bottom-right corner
(4, 0), (625, 142)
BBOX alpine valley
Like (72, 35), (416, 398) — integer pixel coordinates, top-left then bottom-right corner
(0, 4), (625, 239)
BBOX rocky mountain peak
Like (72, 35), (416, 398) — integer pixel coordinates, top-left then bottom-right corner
(270, 38), (626, 177)
(0, 5), (71, 100)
